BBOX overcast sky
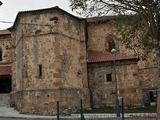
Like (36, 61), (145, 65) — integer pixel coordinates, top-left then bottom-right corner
(0, 0), (79, 30)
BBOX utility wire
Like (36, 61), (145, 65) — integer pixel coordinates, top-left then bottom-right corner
(0, 21), (14, 23)
(0, 20), (85, 49)
(0, 20), (52, 27)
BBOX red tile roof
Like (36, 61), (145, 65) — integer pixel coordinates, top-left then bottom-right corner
(0, 66), (11, 75)
(87, 50), (139, 63)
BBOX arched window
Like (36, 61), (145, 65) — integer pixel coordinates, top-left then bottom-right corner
(108, 40), (115, 51)
(105, 34), (116, 52)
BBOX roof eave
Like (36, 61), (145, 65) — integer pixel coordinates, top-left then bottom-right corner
(11, 6), (85, 31)
(88, 58), (140, 63)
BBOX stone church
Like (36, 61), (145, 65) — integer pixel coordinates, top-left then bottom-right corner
(0, 6), (158, 115)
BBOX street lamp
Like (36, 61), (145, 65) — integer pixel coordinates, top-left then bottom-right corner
(111, 48), (120, 117)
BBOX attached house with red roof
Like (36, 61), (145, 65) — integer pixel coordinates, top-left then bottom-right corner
(0, 30), (12, 106)
(0, 6), (158, 115)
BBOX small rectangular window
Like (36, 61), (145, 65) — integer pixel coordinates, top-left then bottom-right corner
(0, 51), (2, 61)
(39, 65), (42, 77)
(106, 74), (112, 82)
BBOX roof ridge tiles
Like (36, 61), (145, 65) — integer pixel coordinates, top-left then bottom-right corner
(87, 50), (139, 63)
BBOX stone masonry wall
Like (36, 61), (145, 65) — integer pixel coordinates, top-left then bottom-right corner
(138, 50), (158, 105)
(88, 60), (142, 108)
(19, 34), (87, 89)
(11, 9), (90, 115)
(0, 33), (13, 64)
(10, 88), (90, 115)
(87, 20), (136, 55)
(87, 20), (158, 107)
(9, 9), (159, 114)
(0, 94), (10, 106)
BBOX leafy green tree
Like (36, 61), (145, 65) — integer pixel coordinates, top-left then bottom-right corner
(70, 0), (160, 58)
